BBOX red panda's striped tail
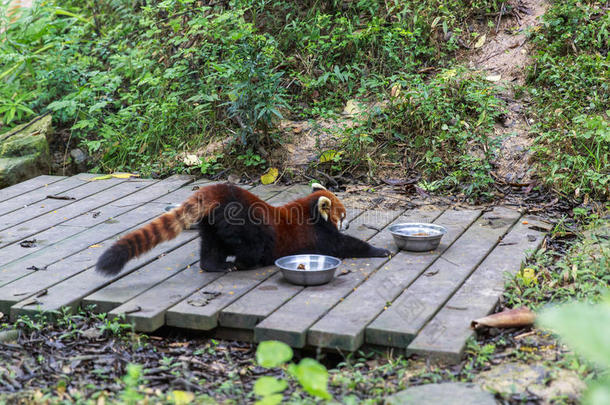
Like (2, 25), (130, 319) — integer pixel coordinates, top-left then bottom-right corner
(96, 196), (207, 276)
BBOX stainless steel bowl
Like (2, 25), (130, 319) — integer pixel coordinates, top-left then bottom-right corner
(165, 204), (199, 230)
(389, 223), (447, 252)
(275, 254), (342, 286)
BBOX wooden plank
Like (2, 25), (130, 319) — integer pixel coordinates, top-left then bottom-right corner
(10, 230), (196, 321)
(166, 267), (277, 330)
(406, 215), (547, 362)
(62, 176), (193, 228)
(266, 184), (311, 204)
(11, 182), (289, 322)
(0, 174), (127, 233)
(0, 180), (155, 268)
(365, 207), (521, 348)
(0, 176), (192, 288)
(253, 208), (404, 348)
(0, 208), (197, 314)
(308, 209), (480, 351)
(218, 272), (304, 330)
(4, 178), (198, 313)
(217, 207), (400, 331)
(109, 266), (224, 332)
(245, 184), (285, 202)
(0, 175), (65, 203)
(0, 179), (154, 248)
(83, 239), (201, 313)
(0, 174), (97, 217)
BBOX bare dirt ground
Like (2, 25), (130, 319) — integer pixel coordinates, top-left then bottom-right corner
(467, 0), (548, 185)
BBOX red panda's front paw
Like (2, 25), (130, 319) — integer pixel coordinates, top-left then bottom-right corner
(370, 247), (391, 257)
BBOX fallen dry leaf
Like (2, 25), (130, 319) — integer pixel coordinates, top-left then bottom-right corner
(182, 154), (200, 167)
(343, 99), (362, 116)
(471, 307), (536, 329)
(261, 167), (279, 185)
(474, 34), (486, 48)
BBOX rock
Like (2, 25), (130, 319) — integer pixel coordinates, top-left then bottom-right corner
(0, 115), (52, 188)
(80, 327), (103, 340)
(70, 148), (87, 164)
(385, 382), (496, 405)
(474, 362), (585, 403)
(70, 148), (89, 172)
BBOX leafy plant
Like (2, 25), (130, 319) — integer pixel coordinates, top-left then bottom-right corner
(526, 0), (609, 200)
(120, 363), (145, 405)
(538, 299), (610, 405)
(322, 67), (504, 199)
(254, 340), (332, 404)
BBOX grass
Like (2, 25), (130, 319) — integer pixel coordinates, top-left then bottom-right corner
(0, 0), (508, 200)
(525, 0), (609, 200)
(504, 209), (609, 309)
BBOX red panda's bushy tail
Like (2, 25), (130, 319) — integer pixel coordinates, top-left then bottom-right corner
(96, 195), (208, 276)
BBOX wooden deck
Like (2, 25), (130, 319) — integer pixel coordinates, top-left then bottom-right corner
(0, 174), (548, 362)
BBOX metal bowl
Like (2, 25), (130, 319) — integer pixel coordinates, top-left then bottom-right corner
(275, 254), (342, 286)
(389, 223), (447, 252)
(165, 204), (199, 230)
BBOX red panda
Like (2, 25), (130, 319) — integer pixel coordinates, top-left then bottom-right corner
(96, 183), (390, 275)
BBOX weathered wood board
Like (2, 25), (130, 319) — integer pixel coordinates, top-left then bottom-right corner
(406, 216), (548, 362)
(7, 178), (202, 318)
(0, 174), (100, 221)
(365, 207), (521, 348)
(307, 209), (481, 351)
(0, 178), (154, 248)
(0, 176), (192, 287)
(0, 175), (548, 359)
(0, 175), (65, 203)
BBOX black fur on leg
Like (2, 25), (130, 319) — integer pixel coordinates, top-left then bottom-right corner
(369, 246), (391, 257)
(96, 243), (130, 276)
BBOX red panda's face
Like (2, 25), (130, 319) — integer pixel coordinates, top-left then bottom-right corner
(312, 184), (347, 230)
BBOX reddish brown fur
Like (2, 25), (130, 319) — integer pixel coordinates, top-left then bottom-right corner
(97, 184), (348, 275)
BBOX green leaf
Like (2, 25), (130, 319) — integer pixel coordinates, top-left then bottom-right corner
(254, 377), (287, 397)
(89, 101), (109, 113)
(256, 341), (293, 368)
(537, 302), (610, 369)
(54, 8), (94, 26)
(583, 377), (610, 405)
(254, 393), (283, 405)
(288, 358), (332, 400)
(170, 390), (194, 405)
(319, 150), (341, 163)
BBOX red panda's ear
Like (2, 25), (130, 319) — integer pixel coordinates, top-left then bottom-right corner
(317, 196), (331, 221)
(311, 183), (326, 193)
